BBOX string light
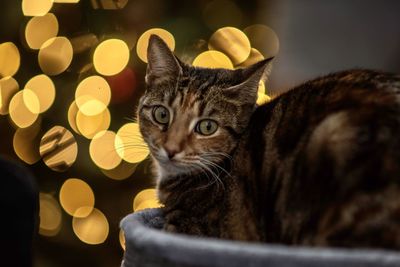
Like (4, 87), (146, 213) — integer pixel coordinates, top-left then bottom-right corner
(192, 50), (233, 69)
(39, 193), (62, 237)
(0, 42), (20, 77)
(38, 37), (73, 76)
(0, 77), (19, 115)
(75, 75), (111, 116)
(89, 130), (122, 170)
(115, 123), (149, 163)
(25, 13), (59, 50)
(72, 208), (109, 245)
(9, 90), (39, 128)
(76, 107), (111, 139)
(59, 178), (95, 217)
(208, 27), (251, 65)
(93, 39), (130, 76)
(13, 119), (42, 164)
(25, 74), (56, 113)
(22, 0), (53, 17)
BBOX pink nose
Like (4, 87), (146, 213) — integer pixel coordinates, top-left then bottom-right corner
(164, 146), (179, 159)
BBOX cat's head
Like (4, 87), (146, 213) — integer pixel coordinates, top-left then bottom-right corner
(138, 35), (272, 179)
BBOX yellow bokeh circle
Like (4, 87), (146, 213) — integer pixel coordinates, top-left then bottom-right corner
(9, 90), (39, 128)
(38, 37), (73, 76)
(0, 77), (19, 115)
(76, 107), (111, 139)
(25, 13), (58, 50)
(89, 130), (122, 170)
(72, 208), (109, 245)
(136, 28), (175, 63)
(0, 42), (20, 77)
(39, 193), (62, 237)
(22, 0), (53, 16)
(93, 39), (130, 76)
(193, 50), (233, 69)
(25, 74), (55, 113)
(59, 178), (95, 218)
(75, 76), (111, 116)
(115, 123), (149, 163)
(208, 27), (251, 65)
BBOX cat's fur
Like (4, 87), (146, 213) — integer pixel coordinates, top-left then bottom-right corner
(138, 35), (400, 250)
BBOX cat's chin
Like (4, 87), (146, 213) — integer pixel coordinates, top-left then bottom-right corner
(153, 158), (194, 180)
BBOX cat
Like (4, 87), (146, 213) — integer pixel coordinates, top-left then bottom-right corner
(138, 34), (400, 250)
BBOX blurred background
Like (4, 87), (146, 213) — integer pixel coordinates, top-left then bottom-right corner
(0, 0), (400, 266)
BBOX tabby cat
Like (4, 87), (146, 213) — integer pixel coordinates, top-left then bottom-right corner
(138, 35), (400, 250)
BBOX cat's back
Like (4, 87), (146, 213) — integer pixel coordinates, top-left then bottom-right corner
(236, 69), (400, 248)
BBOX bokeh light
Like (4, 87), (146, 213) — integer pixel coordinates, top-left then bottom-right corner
(67, 100), (80, 134)
(115, 123), (149, 163)
(54, 0), (80, 2)
(192, 50), (233, 69)
(22, 0), (53, 17)
(238, 48), (265, 67)
(208, 27), (251, 65)
(0, 42), (20, 77)
(9, 90), (39, 128)
(59, 178), (95, 217)
(136, 28), (175, 63)
(0, 77), (19, 115)
(75, 75), (111, 116)
(93, 39), (130, 76)
(243, 24), (280, 58)
(25, 13), (59, 50)
(72, 208), (109, 245)
(25, 74), (56, 113)
(40, 126), (78, 172)
(89, 130), (122, 170)
(76, 107), (111, 139)
(119, 229), (125, 250)
(133, 189), (161, 212)
(39, 193), (62, 237)
(13, 119), (42, 164)
(100, 160), (137, 181)
(38, 37), (73, 76)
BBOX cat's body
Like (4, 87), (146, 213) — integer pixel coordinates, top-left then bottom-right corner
(139, 35), (400, 250)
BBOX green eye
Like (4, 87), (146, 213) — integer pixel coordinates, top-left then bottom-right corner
(153, 106), (170, 125)
(195, 120), (218, 136)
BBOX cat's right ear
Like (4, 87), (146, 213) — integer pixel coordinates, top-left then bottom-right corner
(146, 35), (182, 86)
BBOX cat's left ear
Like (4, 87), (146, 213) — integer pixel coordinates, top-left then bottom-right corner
(145, 35), (182, 86)
(224, 57), (273, 105)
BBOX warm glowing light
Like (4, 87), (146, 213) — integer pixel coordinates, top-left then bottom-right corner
(13, 120), (42, 165)
(40, 126), (78, 172)
(25, 13), (58, 50)
(136, 28), (175, 63)
(38, 37), (73, 76)
(239, 48), (265, 67)
(67, 101), (80, 134)
(192, 50), (233, 69)
(258, 81), (266, 95)
(135, 199), (163, 212)
(39, 193), (62, 237)
(22, 89), (40, 114)
(257, 93), (271, 106)
(115, 123), (149, 163)
(243, 24), (280, 58)
(25, 74), (55, 113)
(76, 107), (111, 139)
(133, 189), (160, 212)
(0, 42), (20, 77)
(203, 0), (243, 30)
(89, 131), (122, 170)
(100, 161), (137, 180)
(72, 208), (109, 245)
(0, 77), (19, 115)
(59, 178), (95, 217)
(119, 229), (126, 250)
(22, 0), (53, 16)
(75, 76), (111, 116)
(93, 39), (130, 76)
(208, 27), (251, 65)
(9, 90), (39, 128)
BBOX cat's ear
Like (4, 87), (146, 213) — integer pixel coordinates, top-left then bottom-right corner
(146, 35), (182, 86)
(224, 58), (273, 105)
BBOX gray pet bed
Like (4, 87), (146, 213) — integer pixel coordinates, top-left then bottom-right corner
(120, 208), (400, 267)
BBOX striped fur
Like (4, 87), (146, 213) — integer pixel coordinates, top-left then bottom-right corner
(138, 35), (400, 250)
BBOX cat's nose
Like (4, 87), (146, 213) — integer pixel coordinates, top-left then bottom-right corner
(164, 146), (179, 159)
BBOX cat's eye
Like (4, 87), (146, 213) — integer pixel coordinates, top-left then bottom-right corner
(152, 106), (170, 125)
(195, 120), (218, 136)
